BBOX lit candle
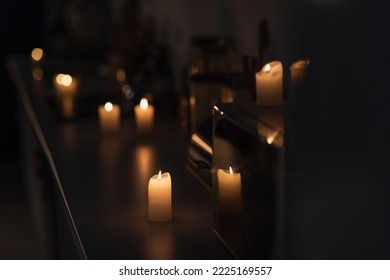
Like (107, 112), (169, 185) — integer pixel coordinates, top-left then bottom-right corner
(217, 166), (242, 216)
(98, 102), (121, 134)
(255, 61), (283, 106)
(290, 59), (309, 93)
(148, 171), (172, 222)
(54, 73), (78, 95)
(134, 98), (154, 134)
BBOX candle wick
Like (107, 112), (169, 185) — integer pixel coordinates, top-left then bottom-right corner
(158, 170), (162, 180)
(229, 166), (233, 175)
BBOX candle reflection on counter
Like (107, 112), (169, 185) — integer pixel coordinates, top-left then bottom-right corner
(217, 166), (242, 217)
(257, 107), (284, 148)
(32, 67), (44, 81)
(147, 223), (173, 259)
(290, 59), (309, 93)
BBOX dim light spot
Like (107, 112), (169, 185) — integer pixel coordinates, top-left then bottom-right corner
(116, 69), (126, 82)
(32, 68), (44, 81)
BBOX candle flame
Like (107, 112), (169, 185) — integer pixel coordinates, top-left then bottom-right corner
(55, 74), (64, 85)
(104, 102), (113, 112)
(31, 48), (43, 61)
(158, 170), (162, 180)
(140, 98), (148, 110)
(229, 166), (233, 175)
(61, 74), (73, 87)
(264, 63), (271, 73)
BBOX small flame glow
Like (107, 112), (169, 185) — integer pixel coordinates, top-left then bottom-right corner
(158, 170), (162, 180)
(229, 166), (233, 175)
(264, 64), (271, 73)
(55, 74), (64, 85)
(104, 102), (113, 112)
(266, 131), (279, 145)
(140, 98), (148, 110)
(31, 48), (43, 61)
(61, 74), (73, 86)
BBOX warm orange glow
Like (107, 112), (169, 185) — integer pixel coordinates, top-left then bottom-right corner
(55, 73), (73, 86)
(31, 48), (43, 61)
(32, 68), (44, 81)
(55, 74), (64, 85)
(190, 66), (199, 74)
(158, 170), (162, 180)
(104, 102), (113, 112)
(266, 131), (279, 145)
(263, 63), (271, 73)
(140, 98), (148, 110)
(116, 69), (126, 82)
(229, 166), (233, 175)
(291, 59), (310, 70)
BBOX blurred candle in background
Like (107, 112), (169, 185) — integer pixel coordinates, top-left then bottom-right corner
(31, 47), (44, 62)
(217, 166), (242, 216)
(255, 61), (283, 106)
(148, 171), (172, 222)
(53, 73), (78, 119)
(54, 73), (78, 95)
(135, 98), (154, 134)
(31, 48), (45, 81)
(98, 102), (121, 134)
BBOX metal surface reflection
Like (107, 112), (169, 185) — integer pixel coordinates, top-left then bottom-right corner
(212, 102), (284, 259)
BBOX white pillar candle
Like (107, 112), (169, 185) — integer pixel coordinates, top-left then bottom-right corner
(134, 98), (154, 134)
(255, 61), (283, 106)
(148, 171), (172, 222)
(290, 59), (309, 92)
(217, 166), (242, 216)
(54, 73), (78, 95)
(98, 102), (121, 134)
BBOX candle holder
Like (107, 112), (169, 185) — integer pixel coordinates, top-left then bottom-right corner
(212, 102), (284, 259)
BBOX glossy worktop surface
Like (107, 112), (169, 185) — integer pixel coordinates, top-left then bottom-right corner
(8, 55), (233, 260)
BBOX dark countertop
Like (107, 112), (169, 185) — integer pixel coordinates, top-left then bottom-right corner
(7, 55), (233, 260)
